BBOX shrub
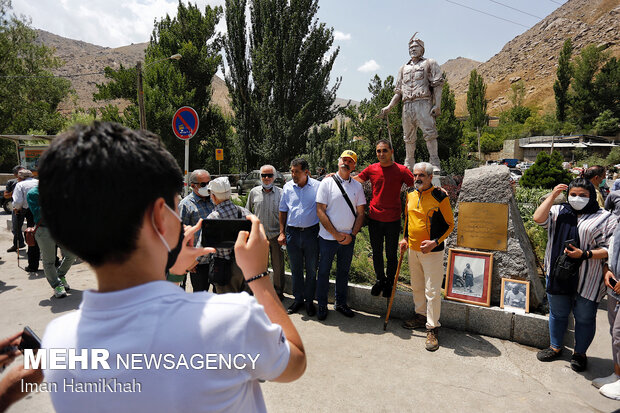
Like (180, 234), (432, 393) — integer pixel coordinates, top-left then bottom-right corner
(520, 151), (572, 188)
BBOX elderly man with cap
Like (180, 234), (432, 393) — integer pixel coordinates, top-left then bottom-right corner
(176, 169), (215, 291)
(206, 177), (251, 293)
(381, 33), (444, 171)
(315, 150), (366, 320)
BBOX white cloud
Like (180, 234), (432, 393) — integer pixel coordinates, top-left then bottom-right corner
(357, 59), (380, 73)
(334, 30), (351, 41)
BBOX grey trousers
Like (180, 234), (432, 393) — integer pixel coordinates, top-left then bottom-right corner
(34, 226), (77, 289)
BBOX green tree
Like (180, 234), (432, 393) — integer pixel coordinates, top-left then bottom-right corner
(93, 1), (234, 173)
(553, 38), (573, 122)
(520, 151), (572, 189)
(0, 0), (71, 169)
(436, 80), (463, 161)
(466, 69), (487, 158)
(570, 44), (608, 127)
(509, 79), (526, 108)
(593, 57), (620, 120)
(224, 0), (340, 170)
(593, 109), (620, 136)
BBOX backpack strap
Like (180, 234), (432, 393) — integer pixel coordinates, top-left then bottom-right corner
(332, 176), (357, 219)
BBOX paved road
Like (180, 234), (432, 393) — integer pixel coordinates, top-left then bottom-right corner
(0, 209), (618, 412)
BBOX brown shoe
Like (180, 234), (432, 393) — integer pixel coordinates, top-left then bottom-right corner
(425, 328), (439, 352)
(402, 313), (427, 330)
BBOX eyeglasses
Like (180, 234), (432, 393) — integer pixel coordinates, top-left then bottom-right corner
(193, 182), (209, 187)
(261, 173), (274, 178)
(376, 149), (389, 153)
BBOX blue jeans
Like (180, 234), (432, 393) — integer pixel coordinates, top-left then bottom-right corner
(286, 225), (319, 303)
(548, 293), (598, 354)
(316, 236), (355, 307)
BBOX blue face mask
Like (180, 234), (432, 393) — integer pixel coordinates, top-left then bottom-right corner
(600, 179), (607, 187)
(262, 182), (274, 190)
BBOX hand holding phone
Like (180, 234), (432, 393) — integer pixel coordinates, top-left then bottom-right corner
(201, 219), (252, 249)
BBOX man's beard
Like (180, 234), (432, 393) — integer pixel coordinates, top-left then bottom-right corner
(414, 180), (424, 190)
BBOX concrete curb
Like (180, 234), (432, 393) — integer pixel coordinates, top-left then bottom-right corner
(280, 272), (550, 349)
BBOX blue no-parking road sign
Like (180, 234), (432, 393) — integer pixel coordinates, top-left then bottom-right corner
(172, 106), (199, 140)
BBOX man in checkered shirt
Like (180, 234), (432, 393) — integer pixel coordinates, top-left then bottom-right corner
(207, 177), (251, 293)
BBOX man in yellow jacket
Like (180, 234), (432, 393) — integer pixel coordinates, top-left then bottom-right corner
(399, 162), (454, 351)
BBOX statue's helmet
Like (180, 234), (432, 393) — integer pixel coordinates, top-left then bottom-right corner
(408, 32), (425, 54)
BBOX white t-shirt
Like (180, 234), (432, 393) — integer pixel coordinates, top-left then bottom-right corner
(42, 281), (290, 413)
(315, 174), (366, 241)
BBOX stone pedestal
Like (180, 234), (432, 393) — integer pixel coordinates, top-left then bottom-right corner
(445, 165), (546, 310)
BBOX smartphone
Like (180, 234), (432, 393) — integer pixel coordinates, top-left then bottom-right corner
(611, 277), (618, 288)
(564, 239), (576, 249)
(18, 326), (42, 352)
(201, 219), (252, 249)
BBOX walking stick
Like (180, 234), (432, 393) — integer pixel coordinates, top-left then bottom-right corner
(383, 249), (405, 331)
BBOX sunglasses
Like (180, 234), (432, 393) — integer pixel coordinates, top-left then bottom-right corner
(193, 182), (209, 187)
(376, 149), (389, 153)
(261, 173), (274, 178)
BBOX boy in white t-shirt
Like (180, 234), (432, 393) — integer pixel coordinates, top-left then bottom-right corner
(27, 122), (306, 413)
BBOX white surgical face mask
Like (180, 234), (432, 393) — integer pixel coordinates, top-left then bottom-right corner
(262, 182), (273, 190)
(198, 187), (210, 197)
(568, 195), (589, 211)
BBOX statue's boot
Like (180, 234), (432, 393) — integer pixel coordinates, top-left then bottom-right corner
(426, 138), (441, 173)
(404, 142), (416, 170)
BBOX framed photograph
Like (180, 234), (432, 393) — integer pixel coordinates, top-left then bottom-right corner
(500, 278), (530, 313)
(445, 249), (494, 307)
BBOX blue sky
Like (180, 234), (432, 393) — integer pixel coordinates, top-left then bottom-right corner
(14, 0), (567, 101)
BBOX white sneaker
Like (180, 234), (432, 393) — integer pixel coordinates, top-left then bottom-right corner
(600, 379), (620, 400)
(592, 373), (618, 389)
(54, 285), (67, 298)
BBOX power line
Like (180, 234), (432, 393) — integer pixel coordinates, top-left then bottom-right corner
(444, 0), (530, 28)
(548, 0), (563, 5)
(487, 0), (543, 20)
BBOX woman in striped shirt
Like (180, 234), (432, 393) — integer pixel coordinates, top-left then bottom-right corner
(533, 178), (617, 371)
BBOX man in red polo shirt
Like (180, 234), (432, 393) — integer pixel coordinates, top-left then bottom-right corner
(354, 139), (414, 297)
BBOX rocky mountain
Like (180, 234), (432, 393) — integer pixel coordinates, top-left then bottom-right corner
(440, 57), (481, 88)
(449, 0), (620, 116)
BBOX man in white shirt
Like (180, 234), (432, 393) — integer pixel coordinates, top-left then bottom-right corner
(315, 150), (366, 320)
(32, 122), (306, 413)
(12, 169), (40, 271)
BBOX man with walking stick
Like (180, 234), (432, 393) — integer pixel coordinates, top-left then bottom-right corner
(398, 162), (454, 351)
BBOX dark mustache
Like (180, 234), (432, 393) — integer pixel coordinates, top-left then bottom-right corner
(340, 164), (350, 170)
(415, 180), (423, 185)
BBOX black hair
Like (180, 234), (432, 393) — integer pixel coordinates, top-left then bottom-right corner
(375, 139), (393, 150)
(582, 165), (605, 180)
(290, 158), (309, 171)
(12, 165), (24, 175)
(37, 122), (183, 267)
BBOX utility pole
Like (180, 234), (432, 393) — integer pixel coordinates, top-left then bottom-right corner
(137, 61), (147, 130)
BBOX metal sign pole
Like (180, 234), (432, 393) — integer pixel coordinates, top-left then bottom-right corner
(184, 140), (189, 196)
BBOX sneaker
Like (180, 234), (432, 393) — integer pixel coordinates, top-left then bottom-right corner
(600, 379), (620, 400)
(59, 277), (70, 291)
(402, 313), (427, 330)
(54, 285), (67, 298)
(592, 373), (619, 389)
(425, 328), (439, 351)
(370, 281), (384, 296)
(570, 352), (587, 372)
(536, 347), (563, 362)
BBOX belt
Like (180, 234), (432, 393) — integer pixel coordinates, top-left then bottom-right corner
(287, 224), (319, 232)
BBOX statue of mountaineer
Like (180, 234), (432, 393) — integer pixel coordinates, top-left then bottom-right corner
(381, 33), (444, 172)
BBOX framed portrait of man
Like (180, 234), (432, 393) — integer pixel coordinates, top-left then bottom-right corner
(445, 249), (493, 307)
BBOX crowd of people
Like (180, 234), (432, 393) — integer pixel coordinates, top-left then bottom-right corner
(3, 122), (620, 410)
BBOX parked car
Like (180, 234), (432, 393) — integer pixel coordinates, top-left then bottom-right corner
(236, 170), (285, 195)
(509, 168), (522, 182)
(500, 158), (519, 168)
(282, 172), (292, 183)
(516, 161), (534, 171)
(0, 189), (12, 213)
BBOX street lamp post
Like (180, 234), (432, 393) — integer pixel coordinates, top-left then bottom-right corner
(136, 54), (182, 130)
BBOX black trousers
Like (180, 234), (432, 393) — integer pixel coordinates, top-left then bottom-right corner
(23, 209), (40, 269)
(190, 263), (211, 292)
(368, 218), (401, 286)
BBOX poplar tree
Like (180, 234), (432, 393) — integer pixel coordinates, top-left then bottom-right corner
(224, 0), (340, 169)
(466, 69), (487, 159)
(553, 38), (572, 122)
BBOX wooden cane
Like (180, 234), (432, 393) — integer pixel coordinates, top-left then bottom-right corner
(383, 249), (405, 330)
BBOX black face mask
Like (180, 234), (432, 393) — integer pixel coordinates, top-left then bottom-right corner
(165, 223), (185, 273)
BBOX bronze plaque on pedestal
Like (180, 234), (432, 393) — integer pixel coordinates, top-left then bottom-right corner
(457, 202), (508, 251)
